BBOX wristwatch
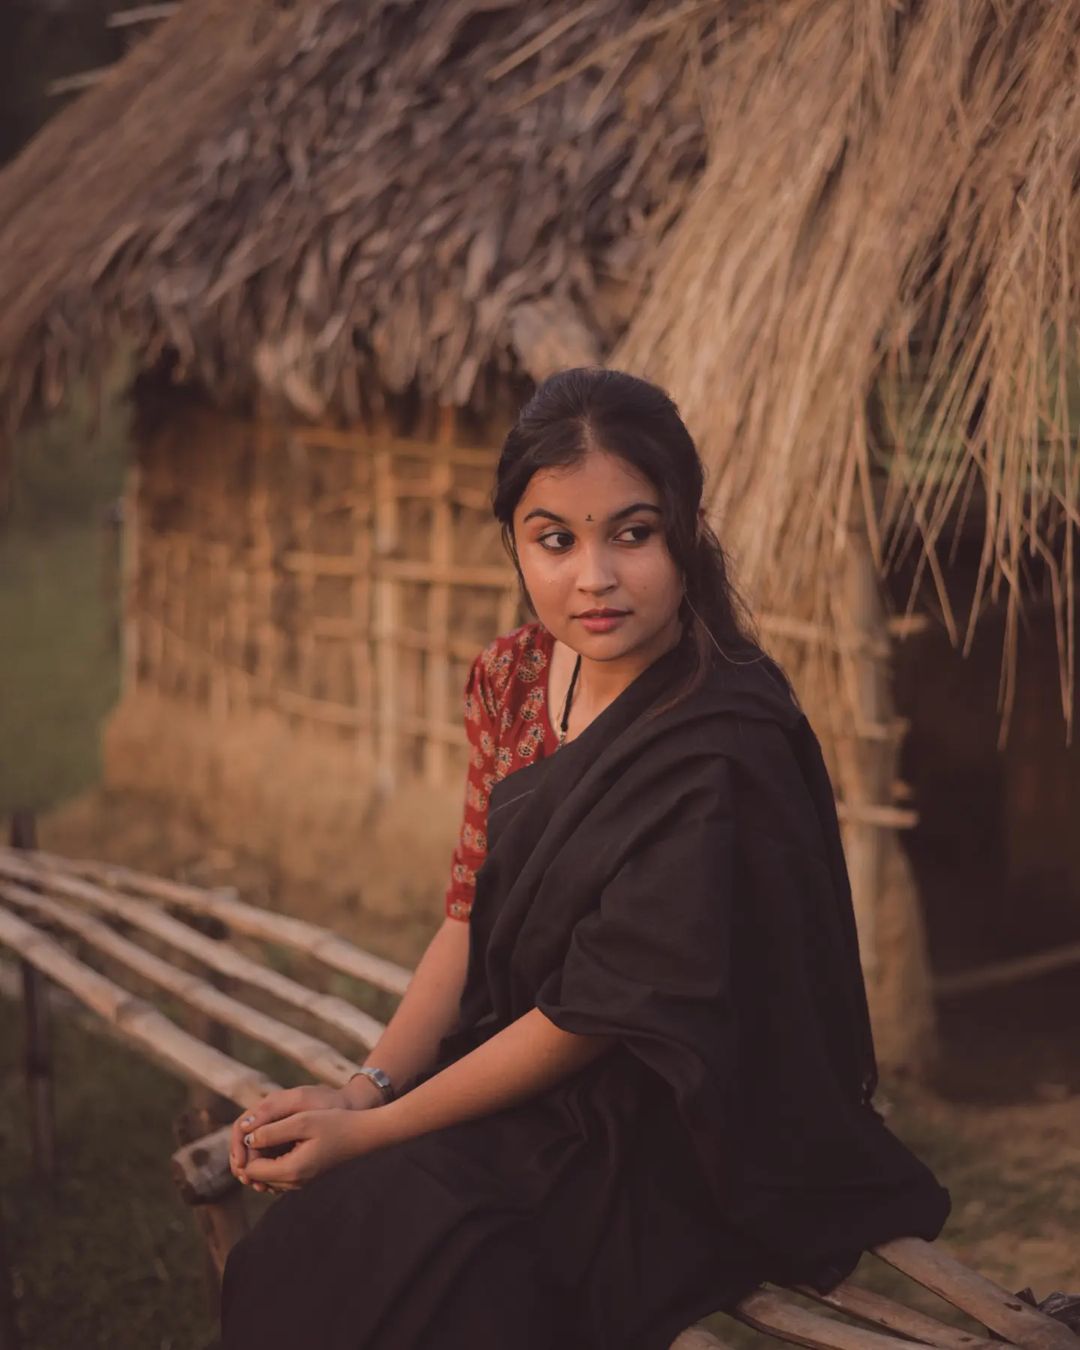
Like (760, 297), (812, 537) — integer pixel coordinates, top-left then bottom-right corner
(347, 1066), (395, 1103)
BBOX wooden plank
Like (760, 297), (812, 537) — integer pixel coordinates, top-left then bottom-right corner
(0, 853), (385, 1046)
(734, 1288), (922, 1350)
(873, 1238), (1080, 1350)
(0, 883), (363, 1088)
(788, 1277), (1002, 1350)
(8, 848), (412, 997)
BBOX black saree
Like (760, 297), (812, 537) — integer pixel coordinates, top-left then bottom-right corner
(221, 634), (950, 1350)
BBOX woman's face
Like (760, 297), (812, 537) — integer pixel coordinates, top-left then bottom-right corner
(510, 447), (684, 664)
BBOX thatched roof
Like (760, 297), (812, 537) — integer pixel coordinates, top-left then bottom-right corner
(613, 0), (1080, 732)
(0, 0), (706, 427)
(2, 0), (1078, 730)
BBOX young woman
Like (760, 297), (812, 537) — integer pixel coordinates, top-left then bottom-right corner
(220, 368), (951, 1350)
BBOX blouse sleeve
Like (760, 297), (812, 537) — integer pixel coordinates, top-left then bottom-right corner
(444, 645), (501, 922)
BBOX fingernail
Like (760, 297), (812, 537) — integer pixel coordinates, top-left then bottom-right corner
(241, 1116), (254, 1126)
(244, 1133), (254, 1147)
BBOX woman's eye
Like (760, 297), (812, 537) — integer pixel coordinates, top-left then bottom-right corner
(615, 524), (654, 545)
(538, 530), (575, 552)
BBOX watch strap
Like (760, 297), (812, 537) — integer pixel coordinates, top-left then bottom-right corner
(347, 1066), (394, 1102)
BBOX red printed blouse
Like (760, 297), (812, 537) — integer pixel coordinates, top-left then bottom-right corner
(445, 622), (561, 921)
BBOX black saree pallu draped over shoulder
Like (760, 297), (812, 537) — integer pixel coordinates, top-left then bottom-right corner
(220, 634), (951, 1350)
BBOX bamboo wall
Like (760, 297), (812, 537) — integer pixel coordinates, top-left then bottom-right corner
(125, 404), (521, 795)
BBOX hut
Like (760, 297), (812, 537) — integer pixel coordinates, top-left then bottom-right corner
(0, 0), (1078, 1077)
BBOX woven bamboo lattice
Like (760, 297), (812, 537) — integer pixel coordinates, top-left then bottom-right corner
(1, 843), (1078, 1350)
(127, 403), (522, 792)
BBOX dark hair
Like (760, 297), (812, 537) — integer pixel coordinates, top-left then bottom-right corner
(492, 366), (765, 708)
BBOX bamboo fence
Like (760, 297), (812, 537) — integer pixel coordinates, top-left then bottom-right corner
(124, 404), (524, 794)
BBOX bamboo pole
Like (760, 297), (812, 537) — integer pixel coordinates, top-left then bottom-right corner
(834, 528), (898, 984)
(425, 408), (457, 785)
(275, 688), (371, 728)
(350, 451), (374, 760)
(391, 625), (497, 662)
(0, 853), (387, 1044)
(787, 1278), (1000, 1350)
(120, 462), (141, 696)
(8, 848), (411, 996)
(174, 1105), (248, 1285)
(373, 445), (401, 795)
(0, 883), (363, 1087)
(398, 714), (470, 745)
(934, 940), (1080, 997)
(670, 1329), (731, 1349)
(735, 1288), (924, 1350)
(373, 558), (511, 589)
(873, 1237), (1080, 1350)
(0, 1192), (20, 1350)
(0, 906), (278, 1108)
(288, 426), (495, 468)
(107, 3), (178, 27)
(172, 1126), (236, 1206)
(10, 813), (54, 1183)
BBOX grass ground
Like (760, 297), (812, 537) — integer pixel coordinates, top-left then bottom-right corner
(0, 521), (120, 815)
(0, 1001), (219, 1350)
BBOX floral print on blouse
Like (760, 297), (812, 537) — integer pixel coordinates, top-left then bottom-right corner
(444, 622), (560, 921)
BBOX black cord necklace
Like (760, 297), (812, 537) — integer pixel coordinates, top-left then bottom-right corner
(557, 653), (582, 747)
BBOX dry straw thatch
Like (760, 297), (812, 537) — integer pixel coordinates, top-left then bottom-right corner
(0, 0), (1077, 734)
(0, 0), (706, 425)
(615, 1), (1080, 736)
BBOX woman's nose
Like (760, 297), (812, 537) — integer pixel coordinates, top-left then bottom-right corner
(575, 544), (618, 595)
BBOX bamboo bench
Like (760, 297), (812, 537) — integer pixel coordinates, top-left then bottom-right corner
(1, 829), (1077, 1350)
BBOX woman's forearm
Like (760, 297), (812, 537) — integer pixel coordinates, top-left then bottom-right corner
(344, 915), (471, 1107)
(361, 1008), (616, 1145)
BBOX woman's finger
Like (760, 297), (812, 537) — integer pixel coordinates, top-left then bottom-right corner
(248, 1088), (300, 1127)
(230, 1087), (304, 1170)
(243, 1111), (310, 1153)
(230, 1110), (257, 1171)
(244, 1151), (300, 1186)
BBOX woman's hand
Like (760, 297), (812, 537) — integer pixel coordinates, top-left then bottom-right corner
(238, 1109), (381, 1191)
(230, 1084), (354, 1192)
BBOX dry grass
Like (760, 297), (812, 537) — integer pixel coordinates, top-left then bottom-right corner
(613, 1), (1080, 739)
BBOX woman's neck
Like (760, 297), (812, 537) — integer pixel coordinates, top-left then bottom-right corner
(557, 614), (685, 732)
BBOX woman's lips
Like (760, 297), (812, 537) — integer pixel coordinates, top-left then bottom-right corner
(576, 611), (630, 634)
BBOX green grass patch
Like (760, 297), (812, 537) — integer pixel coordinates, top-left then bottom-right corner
(0, 1002), (218, 1349)
(0, 522), (121, 813)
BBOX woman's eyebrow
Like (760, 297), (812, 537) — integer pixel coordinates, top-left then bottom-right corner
(521, 502), (662, 525)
